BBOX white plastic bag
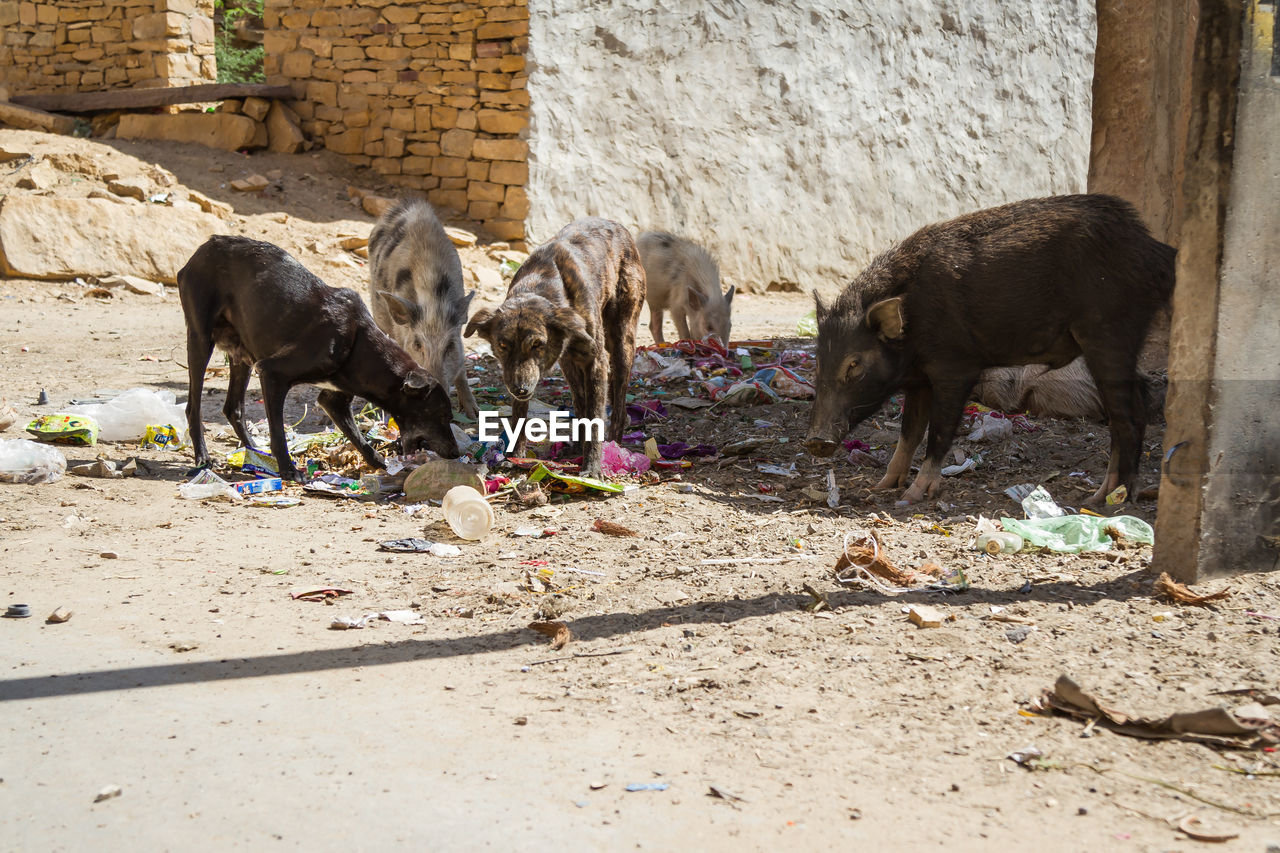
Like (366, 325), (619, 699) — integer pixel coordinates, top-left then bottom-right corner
(0, 439), (67, 484)
(177, 469), (241, 502)
(65, 388), (188, 443)
(966, 412), (1014, 442)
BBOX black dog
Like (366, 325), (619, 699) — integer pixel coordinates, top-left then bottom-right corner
(178, 235), (458, 483)
(464, 218), (646, 477)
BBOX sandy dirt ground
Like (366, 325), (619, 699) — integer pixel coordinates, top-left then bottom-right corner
(1, 130), (1279, 851)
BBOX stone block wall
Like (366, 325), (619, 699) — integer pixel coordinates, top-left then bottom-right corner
(0, 0), (215, 94)
(263, 0), (529, 242)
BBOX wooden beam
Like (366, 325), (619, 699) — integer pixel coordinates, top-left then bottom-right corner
(0, 99), (78, 135)
(9, 83), (294, 114)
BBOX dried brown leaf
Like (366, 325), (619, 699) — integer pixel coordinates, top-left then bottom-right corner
(528, 620), (572, 650)
(593, 518), (638, 537)
(1154, 572), (1232, 606)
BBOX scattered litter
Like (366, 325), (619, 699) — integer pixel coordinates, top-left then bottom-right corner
(1001, 513), (1153, 553)
(1020, 486), (1066, 519)
(0, 400), (17, 431)
(908, 604), (946, 628)
(93, 785), (123, 803)
(1004, 483), (1037, 503)
(965, 412), (1013, 442)
(25, 413), (99, 446)
(65, 388), (186, 443)
(1153, 572), (1232, 606)
(625, 782), (670, 793)
(0, 438), (66, 484)
(168, 640), (199, 652)
(512, 526), (555, 539)
(403, 459), (484, 502)
(826, 469), (839, 508)
(601, 441), (651, 476)
(1105, 485), (1128, 505)
(976, 531), (1023, 555)
(46, 606), (72, 623)
(941, 456), (977, 476)
(290, 586), (355, 602)
(757, 462), (799, 478)
(330, 610), (426, 630)
(833, 530), (916, 588)
(1029, 675), (1280, 747)
(528, 620), (572, 650)
(527, 462), (632, 496)
(442, 485), (494, 540)
(4, 604), (32, 619)
(378, 539), (462, 556)
(802, 583), (830, 613)
(1177, 815), (1238, 844)
(708, 785), (748, 804)
(1006, 746), (1044, 767)
(249, 495), (300, 508)
(593, 518), (638, 537)
(232, 477), (283, 497)
(178, 469), (241, 502)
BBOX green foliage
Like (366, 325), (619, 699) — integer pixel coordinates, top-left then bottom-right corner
(213, 0), (265, 84)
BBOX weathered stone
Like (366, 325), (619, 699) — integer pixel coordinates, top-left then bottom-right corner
(0, 100), (77, 135)
(477, 109), (527, 135)
(445, 227), (478, 247)
(476, 21), (527, 40)
(107, 176), (150, 201)
(326, 129), (365, 155)
(472, 138), (527, 161)
(116, 113), (257, 151)
(241, 96), (270, 121)
(489, 161), (528, 185)
(230, 174), (270, 192)
(501, 186), (530, 219)
(99, 274), (165, 297)
(439, 128), (476, 158)
(361, 195), (395, 217)
(0, 196), (219, 283)
(187, 189), (232, 218)
(16, 159), (58, 190)
(132, 12), (185, 40)
(339, 235), (369, 250)
(467, 181), (505, 203)
(266, 101), (306, 154)
(248, 120), (269, 149)
(86, 189), (127, 205)
(485, 219), (525, 241)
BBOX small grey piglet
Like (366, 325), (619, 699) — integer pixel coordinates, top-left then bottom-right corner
(368, 199), (478, 417)
(637, 231), (734, 344)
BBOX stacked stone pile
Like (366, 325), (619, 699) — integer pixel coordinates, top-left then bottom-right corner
(263, 0), (530, 242)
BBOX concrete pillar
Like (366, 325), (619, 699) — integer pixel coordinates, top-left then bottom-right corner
(1153, 0), (1280, 580)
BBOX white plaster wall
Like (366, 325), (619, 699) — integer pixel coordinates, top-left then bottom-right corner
(525, 1), (1096, 294)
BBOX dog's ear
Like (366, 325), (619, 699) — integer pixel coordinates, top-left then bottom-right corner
(403, 368), (435, 391)
(550, 306), (596, 362)
(463, 306), (496, 339)
(378, 291), (423, 326)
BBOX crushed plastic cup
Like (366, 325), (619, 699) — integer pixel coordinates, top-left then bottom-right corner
(441, 485), (494, 540)
(0, 438), (67, 484)
(1021, 485), (1066, 519)
(966, 412), (1014, 442)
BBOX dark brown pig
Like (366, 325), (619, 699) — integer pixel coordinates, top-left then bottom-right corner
(804, 194), (1175, 505)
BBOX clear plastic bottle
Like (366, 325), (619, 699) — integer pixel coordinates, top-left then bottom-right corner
(976, 531), (1024, 555)
(441, 485), (494, 540)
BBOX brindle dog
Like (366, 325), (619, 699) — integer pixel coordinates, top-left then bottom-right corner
(464, 218), (646, 477)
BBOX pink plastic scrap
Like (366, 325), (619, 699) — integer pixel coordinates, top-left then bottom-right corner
(601, 440), (651, 476)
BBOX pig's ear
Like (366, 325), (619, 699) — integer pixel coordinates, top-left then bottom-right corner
(724, 284), (735, 306)
(687, 286), (707, 309)
(551, 306), (596, 361)
(378, 291), (423, 326)
(866, 297), (906, 341)
(463, 307), (495, 339)
(812, 290), (827, 318)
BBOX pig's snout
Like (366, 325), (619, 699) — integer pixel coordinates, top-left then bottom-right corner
(805, 436), (840, 458)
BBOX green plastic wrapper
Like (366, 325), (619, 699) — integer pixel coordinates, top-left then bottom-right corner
(1000, 514), (1154, 553)
(527, 462), (627, 494)
(25, 413), (99, 446)
(796, 310), (818, 337)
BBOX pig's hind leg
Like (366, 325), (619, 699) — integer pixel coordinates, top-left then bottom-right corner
(316, 389), (385, 471)
(873, 383), (931, 491)
(1077, 346), (1147, 504)
(900, 376), (978, 504)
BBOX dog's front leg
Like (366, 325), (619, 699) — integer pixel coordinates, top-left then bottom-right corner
(316, 390), (384, 471)
(578, 358), (608, 478)
(510, 397), (530, 457)
(257, 371), (304, 483)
